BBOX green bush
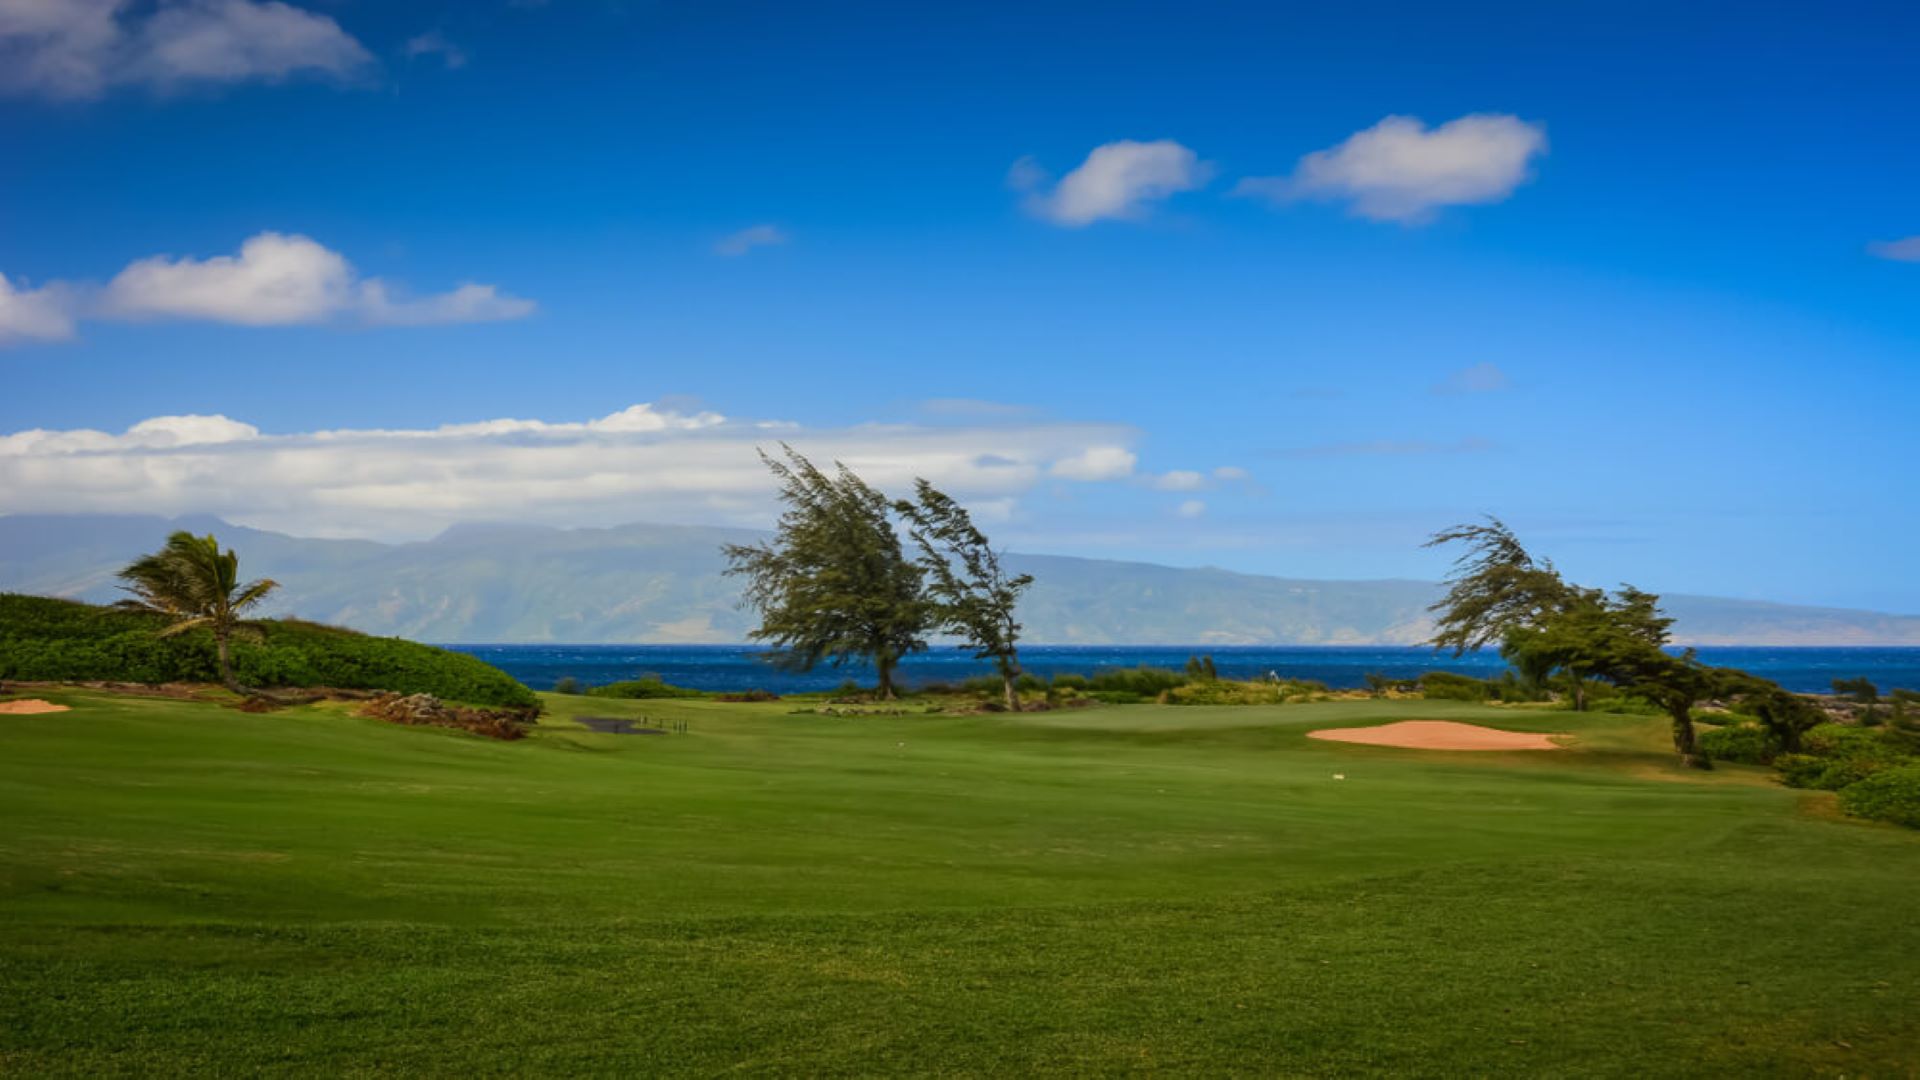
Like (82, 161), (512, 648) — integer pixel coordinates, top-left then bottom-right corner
(1086, 666), (1188, 698)
(1774, 723), (1916, 790)
(1420, 671), (1492, 702)
(1166, 679), (1324, 706)
(1697, 723), (1779, 765)
(1838, 765), (1920, 828)
(587, 675), (705, 700)
(0, 594), (536, 709)
(1050, 673), (1089, 692)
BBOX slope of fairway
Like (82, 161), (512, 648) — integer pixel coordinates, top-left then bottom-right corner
(1, 689), (1916, 1075)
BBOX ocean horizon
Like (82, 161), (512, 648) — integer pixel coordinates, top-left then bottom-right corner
(443, 643), (1920, 696)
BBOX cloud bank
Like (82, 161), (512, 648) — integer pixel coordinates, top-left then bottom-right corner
(1238, 114), (1546, 223)
(0, 404), (1162, 539)
(2, 232), (533, 345)
(1018, 140), (1211, 226)
(0, 0), (372, 100)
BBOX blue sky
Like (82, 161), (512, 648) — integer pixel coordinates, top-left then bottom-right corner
(2, 0), (1918, 610)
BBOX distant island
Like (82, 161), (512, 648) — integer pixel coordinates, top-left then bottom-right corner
(5, 513), (1919, 647)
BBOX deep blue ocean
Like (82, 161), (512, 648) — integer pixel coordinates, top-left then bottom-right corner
(444, 644), (1920, 696)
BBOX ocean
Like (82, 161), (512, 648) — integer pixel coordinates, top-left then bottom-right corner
(443, 643), (1920, 696)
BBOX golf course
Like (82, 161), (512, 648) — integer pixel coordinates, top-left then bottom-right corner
(3, 687), (1916, 1075)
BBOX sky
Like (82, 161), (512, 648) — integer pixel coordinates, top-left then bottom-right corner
(2, 0), (1918, 611)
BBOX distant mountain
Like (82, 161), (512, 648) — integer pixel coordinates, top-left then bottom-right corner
(3, 513), (1918, 646)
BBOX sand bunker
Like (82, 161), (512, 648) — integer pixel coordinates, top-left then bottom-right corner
(0, 699), (71, 715)
(1307, 720), (1559, 751)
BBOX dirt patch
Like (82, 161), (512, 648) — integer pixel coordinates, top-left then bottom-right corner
(1307, 720), (1561, 751)
(576, 716), (668, 735)
(0, 698), (71, 715)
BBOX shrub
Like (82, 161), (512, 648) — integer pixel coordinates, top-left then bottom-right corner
(1697, 723), (1780, 765)
(0, 594), (536, 709)
(1838, 765), (1920, 828)
(587, 675), (705, 700)
(552, 676), (582, 695)
(1086, 666), (1188, 698)
(1166, 679), (1323, 706)
(1050, 673), (1089, 692)
(715, 689), (780, 702)
(1775, 724), (1916, 789)
(1420, 671), (1492, 702)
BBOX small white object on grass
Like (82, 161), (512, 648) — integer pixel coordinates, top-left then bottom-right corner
(1333, 773), (1346, 780)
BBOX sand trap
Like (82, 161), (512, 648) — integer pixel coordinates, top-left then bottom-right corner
(1307, 720), (1559, 751)
(0, 698), (71, 715)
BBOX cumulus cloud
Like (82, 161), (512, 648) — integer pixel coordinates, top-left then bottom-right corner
(104, 232), (354, 325)
(1869, 236), (1920, 262)
(1175, 499), (1206, 519)
(714, 224), (789, 257)
(1237, 114), (1546, 223)
(1431, 362), (1511, 395)
(0, 0), (373, 100)
(2, 232), (534, 344)
(0, 273), (78, 343)
(1049, 445), (1138, 481)
(0, 405), (1147, 539)
(403, 30), (465, 70)
(1019, 140), (1211, 227)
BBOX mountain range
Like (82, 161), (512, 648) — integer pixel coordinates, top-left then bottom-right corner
(3, 514), (1918, 646)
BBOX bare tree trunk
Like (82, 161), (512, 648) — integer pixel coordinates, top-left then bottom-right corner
(876, 652), (895, 700)
(1572, 678), (1588, 712)
(1001, 664), (1018, 712)
(215, 630), (245, 695)
(1669, 701), (1710, 769)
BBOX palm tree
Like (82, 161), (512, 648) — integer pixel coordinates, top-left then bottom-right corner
(117, 531), (279, 695)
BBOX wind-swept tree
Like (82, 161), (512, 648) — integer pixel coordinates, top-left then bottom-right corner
(724, 446), (932, 700)
(1428, 519), (1744, 768)
(895, 479), (1033, 710)
(1424, 517), (1577, 655)
(117, 531), (280, 695)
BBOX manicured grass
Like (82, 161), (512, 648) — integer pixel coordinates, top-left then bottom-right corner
(1, 689), (1916, 1075)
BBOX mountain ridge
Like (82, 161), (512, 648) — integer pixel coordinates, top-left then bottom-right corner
(3, 513), (1917, 646)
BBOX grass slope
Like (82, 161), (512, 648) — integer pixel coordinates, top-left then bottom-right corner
(1, 691), (1916, 1075)
(0, 594), (537, 708)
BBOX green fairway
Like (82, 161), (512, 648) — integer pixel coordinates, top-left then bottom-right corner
(2, 689), (1916, 1075)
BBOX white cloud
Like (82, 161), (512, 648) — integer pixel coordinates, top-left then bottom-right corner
(1152, 469), (1207, 491)
(0, 273), (77, 343)
(0, 405), (1145, 539)
(105, 232), (353, 325)
(0, 231), (534, 343)
(1212, 466), (1249, 481)
(403, 30), (465, 70)
(1869, 236), (1920, 262)
(1431, 362), (1511, 395)
(1021, 140), (1211, 227)
(358, 281), (535, 327)
(1175, 499), (1207, 519)
(1049, 445), (1137, 481)
(0, 0), (373, 101)
(1237, 114), (1546, 223)
(715, 224), (789, 257)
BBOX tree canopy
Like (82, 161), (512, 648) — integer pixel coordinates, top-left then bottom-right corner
(723, 446), (932, 699)
(896, 478), (1033, 709)
(116, 530), (279, 694)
